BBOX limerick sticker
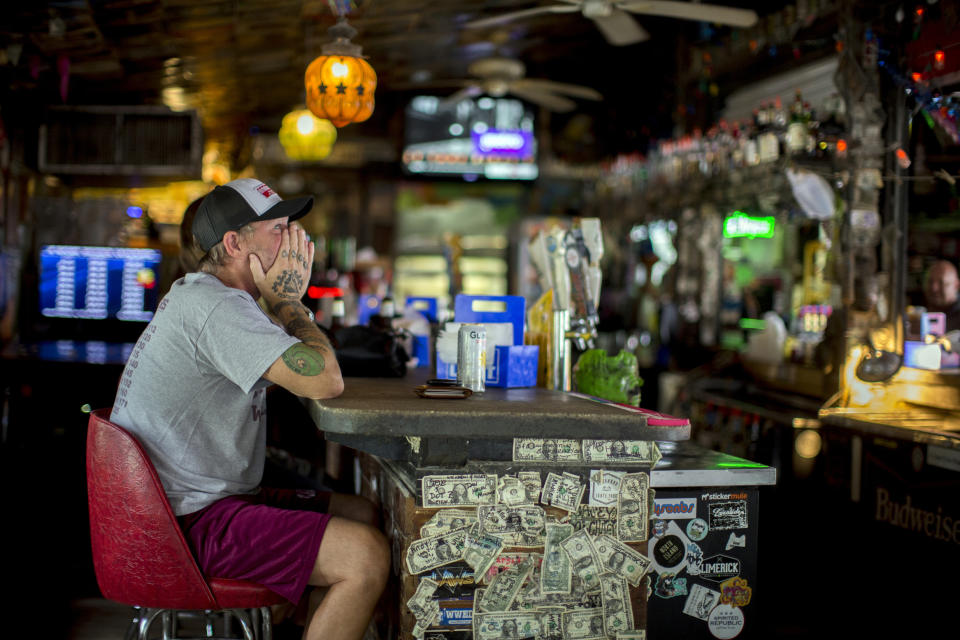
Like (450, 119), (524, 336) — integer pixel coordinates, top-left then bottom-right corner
(699, 554), (741, 583)
(720, 577), (752, 607)
(687, 517), (709, 541)
(683, 583), (721, 621)
(708, 500), (748, 531)
(708, 604), (745, 639)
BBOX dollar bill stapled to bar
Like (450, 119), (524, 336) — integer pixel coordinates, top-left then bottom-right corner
(406, 442), (657, 638)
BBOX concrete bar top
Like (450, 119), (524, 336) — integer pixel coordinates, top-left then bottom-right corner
(308, 370), (691, 441)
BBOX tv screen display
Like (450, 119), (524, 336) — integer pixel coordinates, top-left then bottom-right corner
(402, 95), (538, 180)
(39, 245), (162, 323)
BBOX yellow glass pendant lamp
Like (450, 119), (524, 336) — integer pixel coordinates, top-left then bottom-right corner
(278, 109), (337, 161)
(305, 18), (376, 127)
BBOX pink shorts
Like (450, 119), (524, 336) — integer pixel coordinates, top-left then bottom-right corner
(179, 487), (333, 604)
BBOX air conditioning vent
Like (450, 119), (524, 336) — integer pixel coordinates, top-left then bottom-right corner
(39, 106), (203, 178)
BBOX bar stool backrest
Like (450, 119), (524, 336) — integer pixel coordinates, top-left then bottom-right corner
(86, 408), (219, 610)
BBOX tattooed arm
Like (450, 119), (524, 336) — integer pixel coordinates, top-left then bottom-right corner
(252, 223), (343, 399)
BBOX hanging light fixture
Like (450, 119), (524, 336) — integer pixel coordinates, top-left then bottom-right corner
(278, 108), (337, 161)
(305, 16), (376, 128)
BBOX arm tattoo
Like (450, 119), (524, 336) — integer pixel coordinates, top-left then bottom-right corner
(281, 343), (326, 375)
(271, 300), (333, 376)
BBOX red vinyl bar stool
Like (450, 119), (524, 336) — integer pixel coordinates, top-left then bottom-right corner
(86, 409), (286, 640)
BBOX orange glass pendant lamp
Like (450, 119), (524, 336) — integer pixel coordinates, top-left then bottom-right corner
(278, 109), (337, 161)
(305, 18), (376, 127)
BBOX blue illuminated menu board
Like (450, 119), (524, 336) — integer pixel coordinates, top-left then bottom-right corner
(39, 245), (162, 322)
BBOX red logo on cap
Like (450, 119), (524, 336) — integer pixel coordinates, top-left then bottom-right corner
(255, 183), (275, 198)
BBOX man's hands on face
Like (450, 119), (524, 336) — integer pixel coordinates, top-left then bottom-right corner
(249, 223), (314, 311)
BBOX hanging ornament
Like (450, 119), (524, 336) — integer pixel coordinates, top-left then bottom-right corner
(57, 54), (70, 102)
(278, 109), (337, 161)
(934, 48), (945, 70)
(304, 17), (376, 128)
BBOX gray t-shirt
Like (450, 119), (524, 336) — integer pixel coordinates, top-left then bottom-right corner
(111, 272), (299, 515)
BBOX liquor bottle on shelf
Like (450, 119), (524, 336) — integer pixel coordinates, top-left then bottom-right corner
(328, 297), (346, 333)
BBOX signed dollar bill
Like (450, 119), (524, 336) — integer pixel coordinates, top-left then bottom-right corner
(406, 576), (439, 620)
(616, 472), (650, 543)
(559, 529), (602, 591)
(518, 471), (542, 504)
(562, 608), (606, 640)
(482, 552), (539, 584)
(420, 509), (478, 538)
(405, 527), (469, 575)
(541, 522), (573, 594)
(479, 556), (534, 612)
(513, 438), (582, 462)
(569, 505), (618, 537)
(478, 505), (546, 548)
(600, 572), (634, 637)
(474, 611), (542, 640)
(422, 474), (496, 508)
(497, 476), (529, 506)
(541, 472), (586, 512)
(464, 523), (505, 578)
(594, 534), (652, 586)
(582, 440), (661, 466)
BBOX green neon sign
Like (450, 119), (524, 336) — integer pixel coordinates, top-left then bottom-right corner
(723, 211), (775, 238)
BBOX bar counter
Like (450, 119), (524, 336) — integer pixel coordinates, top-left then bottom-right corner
(309, 372), (776, 640)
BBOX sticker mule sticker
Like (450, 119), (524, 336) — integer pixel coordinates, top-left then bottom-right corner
(699, 554), (741, 582)
(654, 572), (688, 599)
(725, 532), (746, 550)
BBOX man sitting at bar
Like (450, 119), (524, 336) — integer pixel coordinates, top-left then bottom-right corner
(110, 178), (388, 640)
(924, 259), (960, 332)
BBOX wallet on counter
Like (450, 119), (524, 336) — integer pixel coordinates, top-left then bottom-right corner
(414, 383), (473, 399)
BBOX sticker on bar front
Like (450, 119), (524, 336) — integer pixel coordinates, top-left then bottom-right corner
(653, 572), (688, 599)
(720, 577), (753, 608)
(652, 496), (698, 520)
(589, 469), (625, 507)
(707, 499), (748, 531)
(686, 518), (709, 541)
(648, 520), (692, 575)
(683, 583), (721, 621)
(708, 604), (745, 639)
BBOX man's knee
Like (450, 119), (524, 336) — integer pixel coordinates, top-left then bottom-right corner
(330, 493), (381, 528)
(357, 525), (390, 587)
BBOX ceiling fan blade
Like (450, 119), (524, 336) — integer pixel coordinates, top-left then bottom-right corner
(387, 79), (472, 91)
(514, 78), (603, 101)
(464, 5), (580, 30)
(617, 1), (758, 27)
(440, 85), (484, 108)
(508, 86), (577, 112)
(591, 9), (650, 46)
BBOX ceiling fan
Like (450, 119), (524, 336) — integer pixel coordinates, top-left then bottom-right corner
(432, 56), (603, 112)
(464, 0), (759, 47)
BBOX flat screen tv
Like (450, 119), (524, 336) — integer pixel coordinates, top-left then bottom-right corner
(402, 95), (538, 181)
(38, 245), (162, 324)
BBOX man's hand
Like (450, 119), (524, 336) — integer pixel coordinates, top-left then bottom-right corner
(249, 223), (314, 311)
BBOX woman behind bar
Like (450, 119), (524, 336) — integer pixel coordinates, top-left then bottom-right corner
(110, 179), (388, 640)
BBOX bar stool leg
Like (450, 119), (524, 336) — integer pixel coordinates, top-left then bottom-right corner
(124, 606), (141, 640)
(204, 609), (215, 637)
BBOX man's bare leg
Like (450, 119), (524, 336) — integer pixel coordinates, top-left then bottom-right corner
(303, 517), (389, 640)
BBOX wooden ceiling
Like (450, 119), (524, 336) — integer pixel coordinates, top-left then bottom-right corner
(0, 1), (783, 164)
